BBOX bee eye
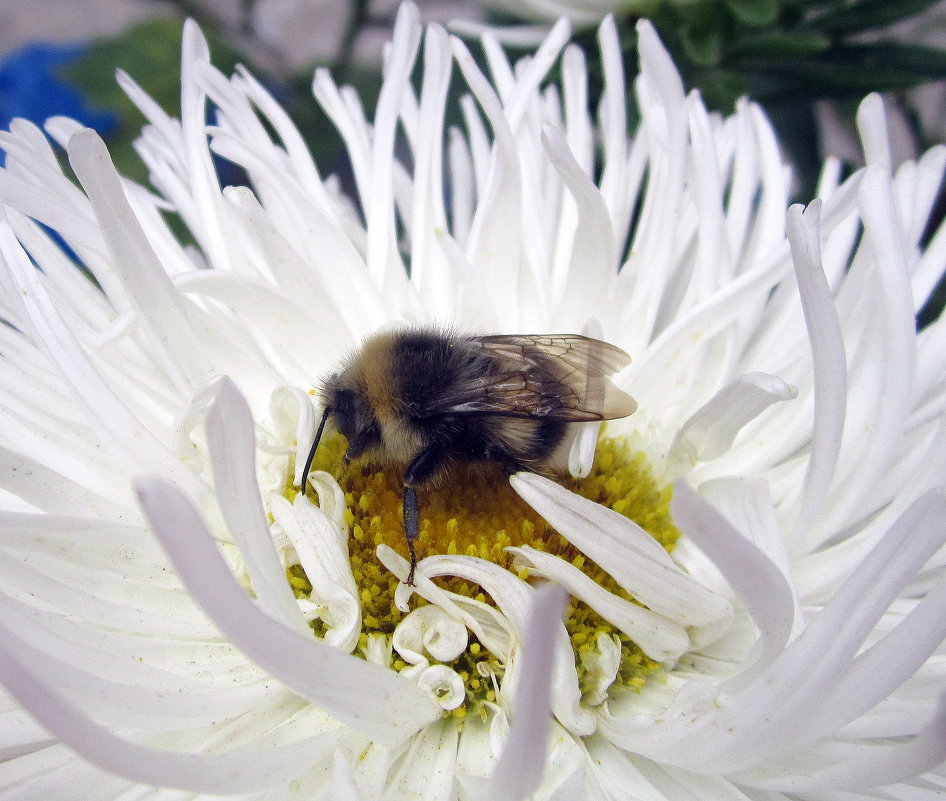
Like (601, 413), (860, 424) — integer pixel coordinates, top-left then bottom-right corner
(333, 410), (351, 437)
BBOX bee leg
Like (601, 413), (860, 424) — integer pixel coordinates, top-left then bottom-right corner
(402, 444), (450, 586)
(403, 485), (419, 585)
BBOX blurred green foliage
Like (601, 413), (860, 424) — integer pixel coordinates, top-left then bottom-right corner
(636, 0), (946, 109)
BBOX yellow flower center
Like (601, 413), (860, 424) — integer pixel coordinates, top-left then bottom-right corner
(289, 433), (679, 718)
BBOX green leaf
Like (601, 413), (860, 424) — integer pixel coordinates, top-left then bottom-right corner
(724, 0), (778, 27)
(749, 42), (946, 95)
(622, 0), (663, 15)
(854, 42), (946, 79)
(683, 24), (723, 67)
(65, 19), (187, 113)
(66, 17), (246, 112)
(801, 0), (945, 36)
(698, 71), (748, 111)
(730, 31), (831, 59)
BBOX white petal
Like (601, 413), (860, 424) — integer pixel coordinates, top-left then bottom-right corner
(512, 473), (732, 627)
(0, 618), (349, 793)
(579, 632), (622, 708)
(270, 493), (360, 653)
(487, 582), (567, 801)
(449, 34), (525, 324)
(67, 130), (213, 392)
(393, 605), (468, 664)
(667, 372), (797, 470)
(206, 379), (310, 634)
(496, 19), (572, 129)
(567, 422), (602, 479)
(784, 201), (847, 543)
(405, 24), (455, 311)
(363, 2), (420, 295)
(381, 718), (459, 801)
(855, 93), (891, 170)
(911, 147), (946, 309)
(541, 124), (614, 318)
(135, 477), (440, 745)
(308, 470), (351, 533)
(672, 480), (797, 684)
(508, 545), (689, 662)
(814, 166), (916, 540)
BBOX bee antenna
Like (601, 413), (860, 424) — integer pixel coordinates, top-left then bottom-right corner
(299, 406), (331, 491)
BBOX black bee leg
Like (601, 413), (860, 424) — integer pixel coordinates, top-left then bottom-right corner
(403, 485), (419, 585)
(402, 444), (449, 586)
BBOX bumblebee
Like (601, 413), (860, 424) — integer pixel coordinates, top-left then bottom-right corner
(300, 329), (637, 584)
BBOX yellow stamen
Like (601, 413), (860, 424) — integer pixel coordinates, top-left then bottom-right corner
(288, 433), (679, 716)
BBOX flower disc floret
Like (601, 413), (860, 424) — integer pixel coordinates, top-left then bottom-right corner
(290, 432), (677, 713)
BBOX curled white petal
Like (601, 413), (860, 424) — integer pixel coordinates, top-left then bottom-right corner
(363, 633), (393, 671)
(309, 470), (351, 534)
(580, 633), (622, 707)
(417, 665), (466, 711)
(379, 545), (513, 659)
(393, 605), (469, 665)
(382, 546), (594, 736)
(271, 492), (360, 653)
(270, 385), (318, 483)
(668, 372), (797, 470)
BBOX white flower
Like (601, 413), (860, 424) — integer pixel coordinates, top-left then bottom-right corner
(0, 4), (944, 800)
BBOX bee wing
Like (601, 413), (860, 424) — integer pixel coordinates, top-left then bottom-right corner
(425, 334), (637, 421)
(471, 334), (632, 376)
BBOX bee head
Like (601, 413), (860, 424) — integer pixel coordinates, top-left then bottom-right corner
(321, 374), (382, 462)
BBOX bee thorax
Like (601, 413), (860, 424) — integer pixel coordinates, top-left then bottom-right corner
(380, 418), (426, 463)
